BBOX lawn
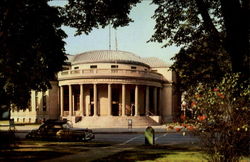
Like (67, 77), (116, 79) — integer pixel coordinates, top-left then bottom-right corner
(1, 139), (249, 162)
(95, 145), (250, 162)
(94, 145), (207, 162)
(0, 139), (111, 162)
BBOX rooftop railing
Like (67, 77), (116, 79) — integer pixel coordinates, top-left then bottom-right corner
(58, 68), (163, 81)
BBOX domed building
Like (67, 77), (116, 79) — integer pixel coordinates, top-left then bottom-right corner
(11, 50), (178, 127)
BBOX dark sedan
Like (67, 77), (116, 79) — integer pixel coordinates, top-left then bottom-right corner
(26, 120), (95, 141)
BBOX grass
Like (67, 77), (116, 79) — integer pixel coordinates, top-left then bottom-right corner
(1, 139), (249, 162)
(0, 139), (111, 162)
(94, 145), (208, 162)
(95, 145), (250, 162)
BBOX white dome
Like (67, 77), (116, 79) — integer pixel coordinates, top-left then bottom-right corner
(143, 57), (170, 68)
(69, 50), (150, 67)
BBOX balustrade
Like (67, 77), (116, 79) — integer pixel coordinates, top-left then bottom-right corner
(58, 68), (163, 81)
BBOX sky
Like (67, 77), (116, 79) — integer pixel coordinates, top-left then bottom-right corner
(50, 1), (180, 64)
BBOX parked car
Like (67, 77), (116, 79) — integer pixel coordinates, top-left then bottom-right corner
(26, 120), (95, 141)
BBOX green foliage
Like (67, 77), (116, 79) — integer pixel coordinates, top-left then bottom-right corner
(170, 36), (231, 92)
(60, 0), (141, 35)
(150, 0), (250, 75)
(0, 0), (67, 109)
(185, 73), (250, 161)
(150, 0), (223, 47)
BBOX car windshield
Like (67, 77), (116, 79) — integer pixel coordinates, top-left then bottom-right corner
(62, 123), (73, 129)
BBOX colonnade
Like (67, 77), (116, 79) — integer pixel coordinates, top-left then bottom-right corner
(60, 84), (160, 117)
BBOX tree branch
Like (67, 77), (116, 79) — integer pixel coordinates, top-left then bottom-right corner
(195, 0), (220, 41)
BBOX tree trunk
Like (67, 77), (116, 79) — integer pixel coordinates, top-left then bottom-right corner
(220, 0), (250, 76)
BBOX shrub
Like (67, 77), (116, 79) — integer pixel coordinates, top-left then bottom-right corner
(185, 73), (250, 162)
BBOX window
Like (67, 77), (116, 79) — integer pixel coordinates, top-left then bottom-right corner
(111, 65), (118, 73)
(62, 66), (70, 70)
(74, 66), (79, 69)
(63, 123), (72, 128)
(90, 65), (97, 68)
(42, 92), (47, 112)
(52, 125), (62, 129)
(111, 65), (118, 68)
(23, 118), (25, 123)
(131, 66), (137, 70)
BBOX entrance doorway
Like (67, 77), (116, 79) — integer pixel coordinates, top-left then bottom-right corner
(90, 104), (94, 116)
(112, 88), (120, 116)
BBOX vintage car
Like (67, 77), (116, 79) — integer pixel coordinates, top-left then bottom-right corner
(26, 120), (95, 141)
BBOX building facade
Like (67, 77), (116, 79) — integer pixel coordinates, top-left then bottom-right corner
(11, 50), (178, 127)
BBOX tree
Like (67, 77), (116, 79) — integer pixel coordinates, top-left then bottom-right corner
(0, 0), (67, 109)
(170, 36), (231, 92)
(150, 0), (249, 77)
(60, 0), (142, 35)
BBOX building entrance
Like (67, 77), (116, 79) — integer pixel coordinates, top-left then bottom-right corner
(112, 103), (119, 116)
(112, 88), (120, 116)
(90, 104), (94, 116)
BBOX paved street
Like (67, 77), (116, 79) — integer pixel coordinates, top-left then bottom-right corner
(93, 132), (198, 145)
(15, 131), (198, 146)
(3, 131), (200, 162)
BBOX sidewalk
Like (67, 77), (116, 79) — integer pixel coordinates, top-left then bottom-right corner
(89, 125), (176, 133)
(1, 124), (178, 133)
(0, 124), (40, 132)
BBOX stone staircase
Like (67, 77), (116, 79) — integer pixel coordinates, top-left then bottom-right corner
(73, 116), (161, 128)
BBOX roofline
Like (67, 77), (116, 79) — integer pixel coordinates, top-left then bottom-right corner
(71, 60), (150, 68)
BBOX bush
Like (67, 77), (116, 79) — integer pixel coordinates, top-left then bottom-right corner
(184, 73), (250, 162)
(0, 130), (16, 148)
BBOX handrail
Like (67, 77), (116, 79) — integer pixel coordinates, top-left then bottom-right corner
(146, 110), (156, 116)
(58, 68), (163, 81)
(146, 110), (165, 124)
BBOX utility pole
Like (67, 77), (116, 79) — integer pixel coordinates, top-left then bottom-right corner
(115, 29), (118, 51)
(109, 22), (111, 50)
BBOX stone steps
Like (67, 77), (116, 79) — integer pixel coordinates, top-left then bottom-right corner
(73, 116), (161, 128)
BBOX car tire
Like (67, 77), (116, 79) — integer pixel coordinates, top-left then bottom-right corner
(56, 135), (62, 142)
(75, 136), (81, 142)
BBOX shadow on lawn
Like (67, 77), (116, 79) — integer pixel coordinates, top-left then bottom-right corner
(0, 139), (113, 162)
(0, 150), (72, 162)
(0, 140), (94, 162)
(94, 145), (201, 162)
(45, 143), (112, 148)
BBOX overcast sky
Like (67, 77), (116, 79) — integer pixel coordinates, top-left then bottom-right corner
(50, 1), (180, 64)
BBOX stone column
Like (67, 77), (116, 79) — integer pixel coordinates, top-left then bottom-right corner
(158, 88), (162, 115)
(80, 84), (84, 116)
(145, 86), (149, 116)
(60, 86), (64, 117)
(72, 95), (75, 115)
(108, 84), (112, 116)
(69, 85), (72, 116)
(154, 87), (157, 115)
(135, 85), (139, 116)
(122, 84), (126, 116)
(86, 90), (89, 116)
(93, 84), (97, 116)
